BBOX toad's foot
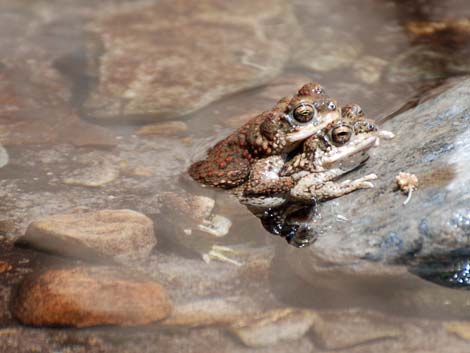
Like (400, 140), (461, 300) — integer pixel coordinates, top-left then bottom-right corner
(202, 245), (243, 266)
(291, 173), (378, 202)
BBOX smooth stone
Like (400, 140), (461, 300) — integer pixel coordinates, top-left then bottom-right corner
(83, 0), (294, 122)
(230, 308), (319, 347)
(12, 266), (172, 327)
(18, 209), (156, 263)
(283, 77), (470, 309)
(62, 154), (120, 188)
(0, 145), (8, 168)
(136, 121), (188, 136)
(313, 309), (403, 350)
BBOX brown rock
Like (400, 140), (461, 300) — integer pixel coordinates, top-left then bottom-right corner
(12, 266), (172, 327)
(83, 0), (294, 121)
(18, 209), (156, 263)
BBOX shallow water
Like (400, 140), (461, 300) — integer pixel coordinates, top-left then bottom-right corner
(1, 0), (470, 352)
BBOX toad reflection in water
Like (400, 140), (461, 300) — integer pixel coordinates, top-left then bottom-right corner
(189, 83), (394, 247)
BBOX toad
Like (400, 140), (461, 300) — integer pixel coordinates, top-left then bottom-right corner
(188, 82), (341, 189)
(236, 103), (394, 209)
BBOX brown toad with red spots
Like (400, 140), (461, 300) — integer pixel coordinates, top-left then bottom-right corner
(188, 82), (341, 189)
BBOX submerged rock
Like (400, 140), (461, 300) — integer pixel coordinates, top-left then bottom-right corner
(17, 209), (156, 263)
(0, 63), (115, 147)
(312, 309), (403, 350)
(230, 308), (319, 347)
(83, 0), (294, 122)
(12, 266), (172, 327)
(62, 153), (120, 188)
(283, 77), (470, 294)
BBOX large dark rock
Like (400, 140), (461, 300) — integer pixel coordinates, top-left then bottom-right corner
(283, 78), (470, 310)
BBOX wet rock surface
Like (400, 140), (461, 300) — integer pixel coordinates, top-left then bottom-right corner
(12, 266), (172, 327)
(283, 77), (470, 302)
(83, 0), (294, 122)
(17, 209), (156, 263)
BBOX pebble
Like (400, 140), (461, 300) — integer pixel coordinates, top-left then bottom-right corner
(18, 209), (156, 263)
(12, 266), (172, 327)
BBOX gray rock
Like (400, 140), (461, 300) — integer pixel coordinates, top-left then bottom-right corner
(83, 0), (294, 122)
(285, 77), (470, 293)
(18, 209), (156, 263)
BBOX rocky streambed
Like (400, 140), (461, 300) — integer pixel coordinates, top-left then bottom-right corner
(1, 0), (470, 352)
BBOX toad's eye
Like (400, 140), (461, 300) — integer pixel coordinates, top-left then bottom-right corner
(331, 125), (353, 145)
(328, 101), (337, 111)
(293, 104), (316, 123)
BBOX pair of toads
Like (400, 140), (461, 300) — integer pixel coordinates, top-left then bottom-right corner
(189, 82), (394, 209)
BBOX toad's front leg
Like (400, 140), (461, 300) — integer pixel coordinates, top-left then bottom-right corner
(290, 170), (377, 202)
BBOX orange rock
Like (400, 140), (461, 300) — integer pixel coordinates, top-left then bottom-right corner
(12, 266), (172, 327)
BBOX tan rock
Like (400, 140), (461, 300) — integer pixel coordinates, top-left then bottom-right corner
(231, 308), (319, 347)
(162, 298), (258, 327)
(12, 266), (172, 327)
(83, 0), (294, 121)
(18, 209), (156, 263)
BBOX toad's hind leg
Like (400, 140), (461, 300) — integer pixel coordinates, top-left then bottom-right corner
(188, 157), (251, 189)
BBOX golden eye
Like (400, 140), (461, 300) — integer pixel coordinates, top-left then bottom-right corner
(331, 125), (353, 145)
(293, 104), (316, 123)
